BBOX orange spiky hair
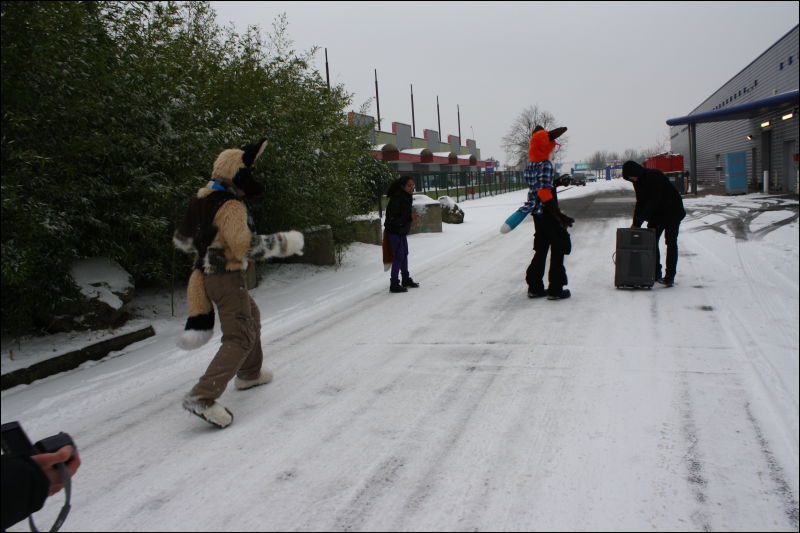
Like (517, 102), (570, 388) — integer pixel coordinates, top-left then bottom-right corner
(528, 129), (555, 162)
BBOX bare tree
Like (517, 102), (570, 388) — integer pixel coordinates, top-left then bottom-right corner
(588, 151), (609, 170)
(639, 133), (670, 161)
(583, 132), (671, 171)
(502, 105), (566, 169)
(621, 148), (640, 163)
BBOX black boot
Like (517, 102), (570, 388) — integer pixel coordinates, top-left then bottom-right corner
(390, 279), (408, 293)
(402, 275), (420, 288)
(547, 288), (571, 300)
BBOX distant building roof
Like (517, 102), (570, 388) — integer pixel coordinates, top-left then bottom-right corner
(666, 90), (799, 125)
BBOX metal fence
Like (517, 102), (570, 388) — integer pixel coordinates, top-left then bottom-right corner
(398, 170), (526, 203)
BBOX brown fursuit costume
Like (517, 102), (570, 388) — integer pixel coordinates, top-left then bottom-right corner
(172, 138), (303, 427)
(173, 138), (303, 349)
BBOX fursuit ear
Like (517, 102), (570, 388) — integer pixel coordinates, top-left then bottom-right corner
(548, 127), (567, 141)
(177, 269), (215, 350)
(240, 138), (268, 167)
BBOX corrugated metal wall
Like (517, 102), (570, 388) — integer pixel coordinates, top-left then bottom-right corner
(670, 26), (799, 192)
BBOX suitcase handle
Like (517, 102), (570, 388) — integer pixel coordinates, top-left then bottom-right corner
(612, 251), (616, 265)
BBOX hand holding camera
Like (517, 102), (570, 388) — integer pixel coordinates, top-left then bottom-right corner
(2, 421), (80, 532)
(2, 421), (77, 460)
(30, 444), (81, 496)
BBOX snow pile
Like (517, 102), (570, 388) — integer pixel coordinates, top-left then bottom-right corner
(69, 257), (133, 310)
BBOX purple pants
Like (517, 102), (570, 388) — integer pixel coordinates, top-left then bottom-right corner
(387, 233), (409, 281)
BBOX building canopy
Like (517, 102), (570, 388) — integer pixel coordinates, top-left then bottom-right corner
(666, 90), (798, 125)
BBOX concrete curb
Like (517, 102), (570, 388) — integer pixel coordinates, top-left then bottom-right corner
(1, 325), (155, 391)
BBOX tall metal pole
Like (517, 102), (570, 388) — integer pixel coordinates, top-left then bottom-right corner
(374, 69), (381, 131)
(457, 104), (462, 145)
(325, 48), (330, 90)
(411, 84), (416, 137)
(437, 96), (442, 144)
(689, 123), (698, 195)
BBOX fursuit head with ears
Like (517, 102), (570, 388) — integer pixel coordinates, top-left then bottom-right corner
(173, 137), (304, 350)
(528, 125), (567, 163)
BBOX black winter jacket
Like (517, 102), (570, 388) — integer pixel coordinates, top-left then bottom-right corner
(384, 190), (413, 235)
(626, 162), (686, 228)
(2, 455), (49, 530)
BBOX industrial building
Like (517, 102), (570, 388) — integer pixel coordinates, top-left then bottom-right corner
(668, 25), (798, 194)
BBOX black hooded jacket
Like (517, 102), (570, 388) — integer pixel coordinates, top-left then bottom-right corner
(623, 161), (686, 228)
(384, 189), (413, 235)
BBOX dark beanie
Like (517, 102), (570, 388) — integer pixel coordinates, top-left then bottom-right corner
(622, 161), (645, 179)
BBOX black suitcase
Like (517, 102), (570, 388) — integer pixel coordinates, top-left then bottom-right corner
(614, 228), (657, 288)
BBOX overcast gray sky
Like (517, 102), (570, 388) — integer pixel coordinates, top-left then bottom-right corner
(210, 1), (798, 167)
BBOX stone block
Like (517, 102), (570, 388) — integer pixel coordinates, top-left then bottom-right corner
(410, 195), (442, 234)
(278, 225), (336, 266)
(438, 196), (465, 224)
(348, 215), (382, 245)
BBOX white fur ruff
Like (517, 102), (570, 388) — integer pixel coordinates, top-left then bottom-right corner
(172, 233), (195, 253)
(177, 329), (213, 350)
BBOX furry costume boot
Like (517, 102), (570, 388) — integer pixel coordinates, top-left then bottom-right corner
(235, 368), (273, 390)
(182, 396), (234, 428)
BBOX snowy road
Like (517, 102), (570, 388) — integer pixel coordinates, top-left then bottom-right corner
(3, 182), (798, 531)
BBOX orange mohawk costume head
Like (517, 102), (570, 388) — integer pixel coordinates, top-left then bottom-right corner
(528, 125), (567, 162)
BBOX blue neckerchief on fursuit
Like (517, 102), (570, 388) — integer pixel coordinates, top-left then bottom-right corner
(212, 181), (232, 193)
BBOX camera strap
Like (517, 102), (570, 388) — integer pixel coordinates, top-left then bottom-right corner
(28, 463), (71, 533)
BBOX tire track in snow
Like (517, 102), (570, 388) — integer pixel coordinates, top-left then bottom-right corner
(648, 261), (712, 531)
(673, 230), (797, 531)
(677, 373), (712, 531)
(682, 227), (798, 427)
(330, 346), (509, 531)
(743, 402), (800, 530)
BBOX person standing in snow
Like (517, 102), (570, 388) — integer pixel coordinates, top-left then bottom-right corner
(621, 160), (686, 287)
(383, 175), (420, 293)
(517, 126), (574, 300)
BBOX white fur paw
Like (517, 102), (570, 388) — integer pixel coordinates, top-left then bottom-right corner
(177, 329), (213, 350)
(283, 230), (304, 257)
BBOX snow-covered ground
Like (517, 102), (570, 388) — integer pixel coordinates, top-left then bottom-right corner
(2, 179), (798, 532)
